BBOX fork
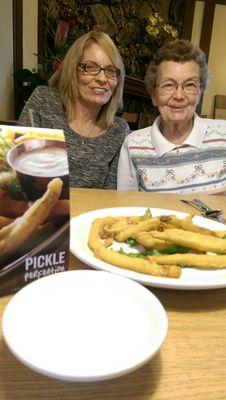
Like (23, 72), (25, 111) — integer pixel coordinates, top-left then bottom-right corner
(181, 198), (226, 223)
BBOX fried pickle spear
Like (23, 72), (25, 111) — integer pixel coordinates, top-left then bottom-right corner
(88, 217), (115, 251)
(102, 217), (130, 237)
(134, 231), (172, 251)
(148, 253), (226, 269)
(102, 214), (157, 239)
(160, 215), (217, 235)
(94, 246), (181, 278)
(0, 178), (63, 263)
(115, 217), (160, 242)
(215, 231), (226, 238)
(150, 228), (226, 254)
(88, 213), (226, 279)
(88, 217), (181, 278)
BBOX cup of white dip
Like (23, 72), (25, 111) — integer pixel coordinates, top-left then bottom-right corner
(7, 139), (69, 199)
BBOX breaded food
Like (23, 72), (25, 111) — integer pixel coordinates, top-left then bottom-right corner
(88, 217), (116, 251)
(160, 215), (217, 235)
(148, 253), (226, 268)
(150, 228), (226, 254)
(87, 211), (226, 279)
(115, 217), (160, 242)
(94, 246), (181, 278)
(0, 178), (63, 263)
(134, 231), (172, 251)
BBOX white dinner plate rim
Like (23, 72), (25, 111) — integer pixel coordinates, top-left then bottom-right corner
(2, 270), (168, 382)
(70, 207), (226, 291)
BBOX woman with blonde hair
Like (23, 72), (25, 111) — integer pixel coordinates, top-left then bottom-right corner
(18, 30), (130, 189)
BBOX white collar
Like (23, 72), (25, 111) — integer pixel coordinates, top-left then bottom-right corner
(151, 114), (206, 157)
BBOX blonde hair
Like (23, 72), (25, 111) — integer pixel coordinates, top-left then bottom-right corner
(49, 30), (125, 127)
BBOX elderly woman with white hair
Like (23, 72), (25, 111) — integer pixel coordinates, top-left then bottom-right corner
(117, 39), (226, 194)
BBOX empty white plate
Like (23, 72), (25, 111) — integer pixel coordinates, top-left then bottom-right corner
(2, 270), (168, 381)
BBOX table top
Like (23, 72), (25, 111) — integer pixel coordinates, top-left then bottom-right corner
(1, 188), (226, 400)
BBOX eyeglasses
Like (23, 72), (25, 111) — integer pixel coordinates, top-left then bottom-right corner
(156, 81), (200, 94)
(78, 62), (121, 79)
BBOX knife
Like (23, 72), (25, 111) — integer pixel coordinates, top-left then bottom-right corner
(181, 199), (226, 224)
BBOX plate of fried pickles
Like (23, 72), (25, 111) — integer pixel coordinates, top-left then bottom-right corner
(70, 207), (226, 290)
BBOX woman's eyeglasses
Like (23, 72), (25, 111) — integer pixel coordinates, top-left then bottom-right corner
(156, 81), (200, 94)
(78, 62), (121, 79)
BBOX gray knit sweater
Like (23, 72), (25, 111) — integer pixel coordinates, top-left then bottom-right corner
(18, 86), (130, 189)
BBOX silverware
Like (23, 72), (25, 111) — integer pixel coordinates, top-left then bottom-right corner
(181, 198), (226, 224)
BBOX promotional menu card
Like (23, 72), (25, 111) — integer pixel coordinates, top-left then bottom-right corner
(0, 125), (70, 296)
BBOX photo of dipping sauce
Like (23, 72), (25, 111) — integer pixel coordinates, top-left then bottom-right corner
(13, 146), (69, 177)
(7, 139), (69, 200)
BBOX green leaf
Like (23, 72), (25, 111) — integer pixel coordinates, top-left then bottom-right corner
(179, 264), (191, 268)
(116, 245), (189, 259)
(125, 238), (138, 247)
(144, 208), (152, 217)
(162, 245), (188, 254)
(7, 178), (28, 200)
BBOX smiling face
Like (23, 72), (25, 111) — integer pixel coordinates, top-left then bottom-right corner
(151, 60), (201, 129)
(77, 42), (118, 110)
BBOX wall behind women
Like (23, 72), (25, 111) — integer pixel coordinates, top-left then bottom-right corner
(0, 1), (226, 120)
(23, 0), (38, 70)
(0, 0), (38, 121)
(0, 0), (14, 120)
(191, 1), (226, 117)
(201, 4), (226, 117)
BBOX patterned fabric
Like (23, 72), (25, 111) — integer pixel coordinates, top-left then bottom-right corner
(18, 86), (130, 189)
(117, 114), (226, 194)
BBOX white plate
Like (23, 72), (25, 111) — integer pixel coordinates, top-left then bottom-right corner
(70, 207), (226, 290)
(2, 270), (168, 382)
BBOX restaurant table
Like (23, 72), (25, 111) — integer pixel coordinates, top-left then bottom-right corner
(0, 188), (226, 400)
